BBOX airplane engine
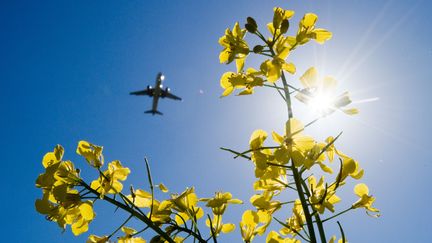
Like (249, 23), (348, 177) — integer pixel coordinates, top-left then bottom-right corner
(147, 85), (152, 91)
(165, 87), (170, 93)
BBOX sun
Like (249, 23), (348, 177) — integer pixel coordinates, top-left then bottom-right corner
(308, 92), (334, 116)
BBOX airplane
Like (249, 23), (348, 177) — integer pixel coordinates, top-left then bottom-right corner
(130, 72), (182, 115)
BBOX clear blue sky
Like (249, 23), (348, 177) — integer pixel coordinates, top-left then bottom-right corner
(1, 0), (431, 242)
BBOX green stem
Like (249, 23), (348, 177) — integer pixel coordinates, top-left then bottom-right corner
(300, 178), (327, 243)
(270, 43), (316, 241)
(144, 157), (155, 220)
(291, 162), (317, 243)
(322, 207), (353, 223)
(108, 215), (133, 239)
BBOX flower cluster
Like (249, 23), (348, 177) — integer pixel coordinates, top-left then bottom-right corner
(218, 6), (379, 242)
(36, 142), (242, 242)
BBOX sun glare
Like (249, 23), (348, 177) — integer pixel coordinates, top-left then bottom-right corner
(308, 93), (334, 116)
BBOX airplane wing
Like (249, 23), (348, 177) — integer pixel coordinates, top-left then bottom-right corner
(130, 89), (153, 96)
(161, 89), (182, 100)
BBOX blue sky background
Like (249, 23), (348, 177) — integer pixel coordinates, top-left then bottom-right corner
(1, 0), (431, 242)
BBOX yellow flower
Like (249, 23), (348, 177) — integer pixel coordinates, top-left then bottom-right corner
(205, 215), (236, 236)
(296, 13), (332, 45)
(272, 118), (315, 167)
(90, 160), (130, 197)
(219, 68), (264, 97)
(250, 191), (281, 215)
(157, 183), (169, 193)
(68, 202), (96, 236)
(148, 200), (173, 224)
(328, 236), (346, 243)
(126, 188), (153, 208)
(37, 145), (80, 190)
(200, 192), (242, 215)
(87, 235), (109, 243)
(260, 57), (295, 83)
(280, 200), (305, 237)
(76, 140), (104, 168)
(248, 129), (287, 179)
(36, 160), (80, 190)
(42, 144), (64, 168)
(352, 183), (380, 216)
(253, 176), (288, 192)
(36, 194), (95, 236)
(239, 210), (272, 242)
(266, 231), (300, 243)
(308, 176), (340, 214)
(219, 22), (249, 72)
(118, 226), (146, 243)
(271, 7), (295, 32)
(337, 151), (364, 181)
(295, 67), (358, 116)
(169, 187), (204, 225)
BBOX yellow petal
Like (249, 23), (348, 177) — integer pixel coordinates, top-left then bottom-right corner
(312, 29), (332, 44)
(79, 202), (95, 220)
(71, 217), (89, 236)
(300, 67), (318, 88)
(343, 108), (359, 115)
(87, 235), (109, 243)
(42, 145), (64, 168)
(266, 230), (285, 243)
(121, 226), (137, 235)
(249, 130), (268, 150)
(285, 118), (304, 138)
(241, 210), (259, 227)
(236, 58), (245, 73)
(300, 13), (318, 28)
(221, 223), (235, 233)
(221, 86), (234, 97)
(158, 183), (169, 193)
(282, 62), (296, 74)
(354, 183), (369, 197)
(220, 72), (234, 89)
(271, 131), (284, 144)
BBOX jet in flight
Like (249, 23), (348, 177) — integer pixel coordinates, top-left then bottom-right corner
(130, 72), (182, 115)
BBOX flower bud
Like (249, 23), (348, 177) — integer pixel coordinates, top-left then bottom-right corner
(245, 17), (258, 33)
(280, 19), (289, 34)
(253, 45), (264, 53)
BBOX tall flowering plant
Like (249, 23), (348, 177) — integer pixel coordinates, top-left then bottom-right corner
(35, 6), (378, 243)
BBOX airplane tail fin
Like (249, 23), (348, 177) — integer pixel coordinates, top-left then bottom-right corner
(145, 109), (163, 115)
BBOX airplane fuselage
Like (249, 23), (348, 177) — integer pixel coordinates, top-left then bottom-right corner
(151, 73), (164, 112)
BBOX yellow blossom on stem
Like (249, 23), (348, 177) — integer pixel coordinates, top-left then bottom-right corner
(260, 57), (295, 83)
(126, 188), (153, 208)
(295, 67), (358, 116)
(200, 191), (242, 215)
(169, 187), (204, 225)
(296, 13), (332, 45)
(219, 22), (249, 72)
(205, 215), (236, 236)
(352, 183), (380, 216)
(219, 68), (264, 97)
(280, 200), (305, 237)
(239, 210), (272, 242)
(90, 160), (130, 197)
(267, 231), (300, 243)
(76, 140), (104, 168)
(87, 235), (109, 243)
(118, 226), (146, 243)
(250, 191), (281, 215)
(308, 176), (341, 214)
